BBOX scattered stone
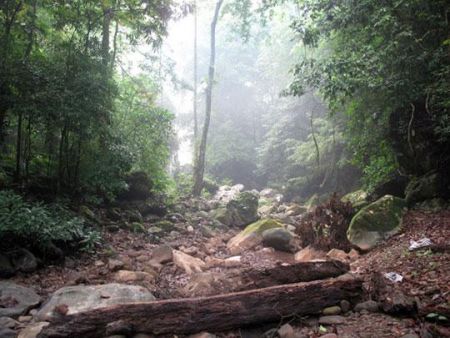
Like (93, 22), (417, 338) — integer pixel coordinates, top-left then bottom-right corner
(17, 322), (49, 338)
(326, 249), (349, 263)
(294, 245), (325, 262)
(37, 284), (155, 321)
(319, 334), (338, 338)
(340, 300), (351, 313)
(9, 249), (38, 273)
(18, 315), (32, 323)
(187, 225), (194, 232)
(0, 328), (17, 338)
(188, 332), (217, 338)
(227, 219), (283, 255)
(173, 250), (205, 275)
(0, 317), (18, 329)
(94, 260), (105, 267)
(262, 227), (293, 252)
(150, 245), (173, 265)
(322, 305), (341, 315)
(354, 300), (380, 313)
(348, 249), (359, 260)
(0, 282), (41, 318)
(399, 334), (419, 338)
(114, 270), (156, 283)
(277, 323), (295, 338)
(318, 315), (345, 325)
(108, 259), (125, 272)
(0, 254), (15, 278)
(347, 195), (406, 250)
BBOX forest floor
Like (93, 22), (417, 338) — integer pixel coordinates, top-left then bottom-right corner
(9, 208), (450, 338)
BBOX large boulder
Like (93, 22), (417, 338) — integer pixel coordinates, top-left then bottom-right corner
(118, 171), (153, 201)
(212, 191), (259, 227)
(227, 219), (283, 255)
(405, 171), (448, 206)
(347, 195), (406, 250)
(0, 282), (41, 318)
(225, 191), (259, 227)
(37, 284), (155, 321)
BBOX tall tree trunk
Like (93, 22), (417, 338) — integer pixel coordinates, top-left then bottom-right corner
(14, 0), (36, 183)
(193, 0), (198, 144)
(101, 5), (112, 67)
(111, 0), (121, 70)
(192, 0), (223, 196)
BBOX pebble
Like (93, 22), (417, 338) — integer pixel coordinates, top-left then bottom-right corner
(18, 316), (32, 323)
(0, 317), (18, 329)
(340, 300), (351, 313)
(320, 334), (338, 338)
(318, 315), (345, 325)
(354, 300), (379, 313)
(187, 225), (194, 232)
(322, 305), (341, 315)
(0, 328), (16, 338)
(277, 323), (295, 338)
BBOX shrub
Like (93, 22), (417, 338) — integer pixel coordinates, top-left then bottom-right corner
(0, 190), (100, 253)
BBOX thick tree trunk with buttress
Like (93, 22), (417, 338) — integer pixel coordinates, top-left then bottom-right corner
(38, 274), (362, 338)
(192, 0), (224, 196)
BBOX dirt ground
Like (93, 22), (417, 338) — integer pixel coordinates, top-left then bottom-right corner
(10, 209), (450, 337)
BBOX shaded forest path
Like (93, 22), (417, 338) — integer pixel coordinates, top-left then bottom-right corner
(3, 191), (450, 338)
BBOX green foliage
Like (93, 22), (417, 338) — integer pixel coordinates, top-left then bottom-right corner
(0, 190), (100, 252)
(268, 0), (450, 187)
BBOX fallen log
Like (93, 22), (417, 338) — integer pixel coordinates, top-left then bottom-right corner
(238, 259), (349, 290)
(184, 259), (350, 297)
(39, 273), (362, 338)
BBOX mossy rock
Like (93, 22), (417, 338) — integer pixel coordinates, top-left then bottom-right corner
(405, 172), (441, 206)
(241, 218), (284, 236)
(342, 190), (367, 205)
(227, 191), (259, 227)
(227, 219), (283, 255)
(347, 195), (406, 250)
(212, 207), (232, 226)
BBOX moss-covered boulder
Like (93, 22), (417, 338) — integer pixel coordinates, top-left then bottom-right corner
(227, 219), (283, 255)
(405, 172), (442, 206)
(212, 191), (259, 227)
(347, 195), (406, 250)
(227, 191), (259, 227)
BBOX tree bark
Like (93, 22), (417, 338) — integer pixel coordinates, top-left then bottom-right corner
(192, 0), (224, 196)
(39, 274), (362, 338)
(193, 0), (198, 144)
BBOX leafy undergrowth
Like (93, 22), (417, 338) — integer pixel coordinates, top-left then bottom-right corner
(0, 190), (100, 255)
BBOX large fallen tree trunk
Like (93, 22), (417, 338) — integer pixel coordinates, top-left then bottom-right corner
(238, 259), (349, 290)
(39, 273), (362, 338)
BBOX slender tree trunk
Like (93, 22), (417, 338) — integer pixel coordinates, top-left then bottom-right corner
(310, 111), (320, 169)
(14, 111), (23, 182)
(101, 5), (112, 67)
(192, 0), (224, 196)
(111, 0), (121, 70)
(193, 0), (198, 144)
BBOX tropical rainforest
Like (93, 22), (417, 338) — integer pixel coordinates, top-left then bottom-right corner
(0, 1), (449, 337)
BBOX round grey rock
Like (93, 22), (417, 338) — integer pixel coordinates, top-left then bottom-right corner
(0, 282), (41, 318)
(262, 228), (293, 252)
